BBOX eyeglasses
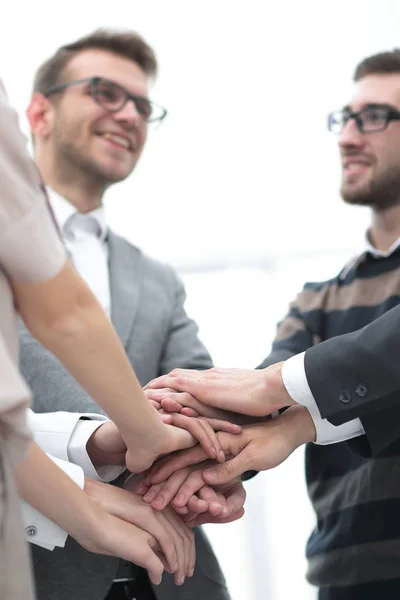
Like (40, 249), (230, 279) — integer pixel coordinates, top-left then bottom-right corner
(328, 104), (400, 134)
(44, 76), (167, 124)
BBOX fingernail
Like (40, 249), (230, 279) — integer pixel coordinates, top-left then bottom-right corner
(175, 493), (184, 505)
(152, 496), (164, 509)
(204, 469), (217, 482)
(178, 576), (185, 586)
(219, 450), (225, 461)
(136, 482), (145, 494)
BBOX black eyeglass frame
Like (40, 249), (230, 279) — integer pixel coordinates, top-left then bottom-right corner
(327, 104), (400, 134)
(44, 76), (167, 124)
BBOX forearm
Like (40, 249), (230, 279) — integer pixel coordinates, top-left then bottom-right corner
(15, 442), (99, 544)
(14, 262), (165, 444)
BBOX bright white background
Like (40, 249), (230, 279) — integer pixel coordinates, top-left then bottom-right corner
(2, 1), (400, 598)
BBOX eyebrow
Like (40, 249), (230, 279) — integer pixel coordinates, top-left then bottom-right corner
(342, 102), (393, 112)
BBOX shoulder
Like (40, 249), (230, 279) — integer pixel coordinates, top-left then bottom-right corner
(108, 230), (181, 287)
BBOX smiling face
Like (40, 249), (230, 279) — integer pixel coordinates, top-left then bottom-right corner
(30, 49), (149, 189)
(339, 74), (400, 210)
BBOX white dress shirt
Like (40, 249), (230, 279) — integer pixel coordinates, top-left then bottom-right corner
(21, 190), (124, 549)
(282, 232), (400, 444)
(48, 188), (111, 315)
(22, 411), (124, 550)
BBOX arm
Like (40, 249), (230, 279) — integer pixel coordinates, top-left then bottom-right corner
(146, 285), (320, 416)
(15, 442), (167, 585)
(302, 304), (400, 454)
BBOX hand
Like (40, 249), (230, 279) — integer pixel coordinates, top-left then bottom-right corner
(144, 387), (251, 425)
(86, 421), (127, 467)
(84, 477), (195, 586)
(183, 479), (246, 527)
(125, 398), (242, 474)
(146, 362), (295, 417)
(77, 506), (165, 585)
(138, 468), (246, 527)
(144, 405), (316, 485)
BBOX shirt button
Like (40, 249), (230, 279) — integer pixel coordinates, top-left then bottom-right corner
(355, 383), (368, 398)
(339, 389), (352, 404)
(25, 526), (37, 537)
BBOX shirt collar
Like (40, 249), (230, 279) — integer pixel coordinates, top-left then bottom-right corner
(340, 230), (400, 280)
(47, 188), (108, 242)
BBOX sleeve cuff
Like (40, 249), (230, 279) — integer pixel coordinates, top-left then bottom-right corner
(282, 353), (365, 444)
(21, 455), (84, 550)
(68, 419), (126, 483)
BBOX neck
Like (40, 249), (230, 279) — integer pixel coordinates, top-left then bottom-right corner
(35, 149), (105, 214)
(369, 205), (400, 252)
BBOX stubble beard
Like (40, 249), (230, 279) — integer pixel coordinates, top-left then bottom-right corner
(341, 166), (400, 211)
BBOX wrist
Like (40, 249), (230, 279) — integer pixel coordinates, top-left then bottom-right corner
(263, 362), (297, 413)
(282, 405), (316, 445)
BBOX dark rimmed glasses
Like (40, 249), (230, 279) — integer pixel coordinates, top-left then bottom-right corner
(328, 104), (400, 134)
(44, 76), (167, 124)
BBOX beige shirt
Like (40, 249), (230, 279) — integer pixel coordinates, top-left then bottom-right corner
(0, 79), (66, 466)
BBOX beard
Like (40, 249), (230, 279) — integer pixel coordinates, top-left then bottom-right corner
(52, 119), (136, 188)
(341, 164), (400, 211)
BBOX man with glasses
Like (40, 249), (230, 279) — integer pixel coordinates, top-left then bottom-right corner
(19, 28), (240, 600)
(145, 48), (400, 599)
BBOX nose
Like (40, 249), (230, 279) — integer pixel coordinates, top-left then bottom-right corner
(114, 99), (145, 128)
(338, 117), (365, 151)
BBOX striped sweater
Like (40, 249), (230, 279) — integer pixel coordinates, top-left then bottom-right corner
(260, 243), (400, 595)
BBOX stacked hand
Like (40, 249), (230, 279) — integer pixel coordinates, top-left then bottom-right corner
(85, 364), (316, 583)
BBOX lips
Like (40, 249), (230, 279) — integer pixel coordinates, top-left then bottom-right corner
(342, 156), (372, 176)
(98, 132), (134, 151)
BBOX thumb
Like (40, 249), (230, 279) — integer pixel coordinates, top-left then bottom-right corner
(202, 453), (248, 485)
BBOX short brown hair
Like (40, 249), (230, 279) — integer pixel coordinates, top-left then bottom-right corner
(354, 48), (400, 81)
(33, 28), (158, 94)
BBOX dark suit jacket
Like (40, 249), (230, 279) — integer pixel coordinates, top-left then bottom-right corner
(304, 303), (400, 455)
(19, 231), (230, 600)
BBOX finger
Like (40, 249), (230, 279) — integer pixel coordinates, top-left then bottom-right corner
(161, 394), (217, 419)
(150, 469), (190, 511)
(159, 413), (173, 424)
(198, 418), (225, 462)
(172, 470), (206, 509)
(203, 452), (250, 485)
(144, 446), (208, 485)
(160, 510), (189, 584)
(146, 516), (179, 575)
(165, 516), (193, 584)
(198, 486), (226, 517)
(136, 538), (164, 586)
(160, 398), (184, 413)
(222, 484), (247, 517)
(143, 483), (164, 504)
(204, 418), (242, 435)
(167, 414), (220, 461)
(136, 481), (151, 496)
(180, 407), (200, 417)
(187, 494), (208, 514)
(149, 399), (162, 411)
(187, 507), (245, 528)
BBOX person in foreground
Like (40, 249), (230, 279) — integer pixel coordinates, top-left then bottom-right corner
(0, 75), (235, 598)
(20, 27), (244, 600)
(145, 49), (400, 599)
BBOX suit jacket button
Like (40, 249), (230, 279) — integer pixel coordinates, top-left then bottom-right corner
(25, 526), (37, 537)
(355, 383), (368, 398)
(339, 389), (352, 404)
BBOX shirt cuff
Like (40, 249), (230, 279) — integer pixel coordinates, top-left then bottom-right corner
(68, 419), (126, 483)
(21, 455), (84, 550)
(282, 352), (365, 444)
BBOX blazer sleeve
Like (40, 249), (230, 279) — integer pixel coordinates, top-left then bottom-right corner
(304, 304), (400, 454)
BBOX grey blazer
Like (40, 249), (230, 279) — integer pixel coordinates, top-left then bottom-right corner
(19, 231), (231, 600)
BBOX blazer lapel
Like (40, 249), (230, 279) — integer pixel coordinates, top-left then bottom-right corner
(107, 230), (143, 348)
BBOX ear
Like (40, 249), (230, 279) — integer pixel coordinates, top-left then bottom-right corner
(26, 92), (55, 139)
